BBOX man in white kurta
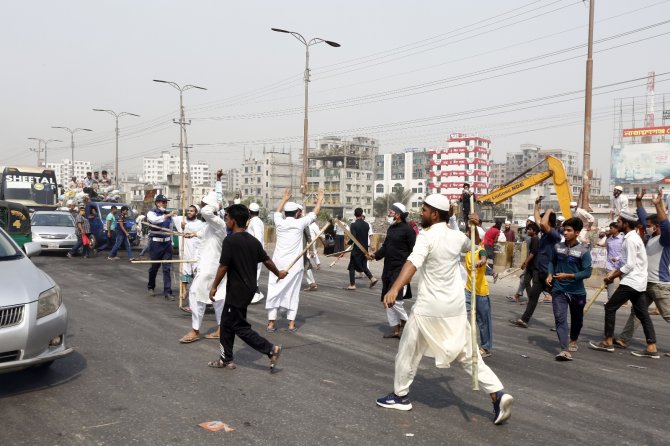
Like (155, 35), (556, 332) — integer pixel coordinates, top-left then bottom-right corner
(247, 202), (266, 304)
(174, 205), (205, 304)
(376, 193), (513, 425)
(266, 189), (324, 332)
(179, 181), (227, 343)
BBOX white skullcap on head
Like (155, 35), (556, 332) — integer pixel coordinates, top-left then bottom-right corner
(66, 199), (74, 205)
(249, 202), (260, 212)
(570, 201), (578, 207)
(284, 202), (299, 212)
(202, 191), (218, 207)
(614, 186), (624, 192)
(390, 202), (406, 214)
(527, 216), (535, 222)
(557, 215), (566, 222)
(297, 203), (304, 211)
(423, 194), (450, 211)
(505, 220), (511, 224)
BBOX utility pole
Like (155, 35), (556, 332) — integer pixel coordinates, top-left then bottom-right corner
(29, 146), (44, 166)
(29, 138), (62, 167)
(51, 127), (93, 179)
(93, 109), (140, 189)
(581, 0), (595, 211)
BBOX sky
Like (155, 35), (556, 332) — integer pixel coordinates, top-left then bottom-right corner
(2, 0), (669, 189)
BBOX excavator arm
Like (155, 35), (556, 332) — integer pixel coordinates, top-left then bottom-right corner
(477, 156), (572, 219)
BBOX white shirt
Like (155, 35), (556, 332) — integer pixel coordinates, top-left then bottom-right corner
(247, 215), (265, 248)
(407, 222), (471, 318)
(308, 221), (321, 254)
(612, 194), (629, 217)
(574, 207), (594, 225)
(619, 230), (648, 292)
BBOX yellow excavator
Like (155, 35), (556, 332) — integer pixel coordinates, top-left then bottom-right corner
(478, 155), (573, 219)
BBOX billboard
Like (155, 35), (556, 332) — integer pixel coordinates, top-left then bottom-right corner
(611, 142), (670, 183)
(622, 126), (670, 137)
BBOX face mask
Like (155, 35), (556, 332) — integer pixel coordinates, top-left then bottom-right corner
(646, 227), (656, 237)
(387, 217), (395, 224)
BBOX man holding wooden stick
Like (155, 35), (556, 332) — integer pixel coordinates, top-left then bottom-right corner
(146, 194), (177, 300)
(266, 188), (324, 333)
(375, 194), (513, 425)
(344, 208), (378, 290)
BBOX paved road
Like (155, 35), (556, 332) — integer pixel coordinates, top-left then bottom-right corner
(2, 251), (669, 445)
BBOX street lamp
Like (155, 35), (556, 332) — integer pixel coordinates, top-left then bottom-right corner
(27, 137), (61, 166)
(51, 127), (92, 180)
(271, 27), (340, 196)
(93, 109), (140, 188)
(153, 79), (206, 208)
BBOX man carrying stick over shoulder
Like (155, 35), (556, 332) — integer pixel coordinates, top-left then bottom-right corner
(207, 204), (287, 371)
(266, 188), (325, 333)
(375, 194), (513, 425)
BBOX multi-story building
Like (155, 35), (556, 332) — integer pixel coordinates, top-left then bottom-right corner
(240, 149), (301, 209)
(489, 162), (507, 190)
(224, 168), (241, 196)
(305, 136), (378, 220)
(46, 159), (92, 185)
(189, 161), (212, 186)
(142, 151), (211, 186)
(428, 133), (492, 200)
(373, 148), (429, 211)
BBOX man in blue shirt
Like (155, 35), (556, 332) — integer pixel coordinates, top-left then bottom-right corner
(616, 188), (670, 356)
(547, 217), (592, 361)
(510, 198), (561, 328)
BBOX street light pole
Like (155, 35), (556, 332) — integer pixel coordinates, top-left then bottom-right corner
(153, 80), (206, 211)
(581, 0), (595, 211)
(93, 109), (140, 188)
(27, 138), (62, 167)
(271, 27), (340, 196)
(51, 127), (93, 179)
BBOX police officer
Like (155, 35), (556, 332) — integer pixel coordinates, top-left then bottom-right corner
(147, 194), (177, 299)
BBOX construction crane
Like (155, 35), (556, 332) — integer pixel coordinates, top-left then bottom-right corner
(477, 156), (573, 219)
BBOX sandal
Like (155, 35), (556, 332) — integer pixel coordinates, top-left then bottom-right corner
(589, 340), (614, 352)
(179, 333), (200, 344)
(505, 295), (519, 303)
(269, 345), (282, 372)
(207, 358), (236, 369)
(369, 278), (379, 288)
(288, 325), (298, 333)
(568, 343), (578, 352)
(383, 332), (401, 339)
(266, 325), (277, 333)
(555, 351), (573, 361)
(344, 286), (356, 290)
(613, 338), (628, 349)
(204, 331), (220, 339)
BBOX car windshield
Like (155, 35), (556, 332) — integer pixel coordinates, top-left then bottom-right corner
(32, 213), (74, 227)
(0, 229), (22, 260)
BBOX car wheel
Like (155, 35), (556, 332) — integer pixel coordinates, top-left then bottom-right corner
(89, 234), (97, 250)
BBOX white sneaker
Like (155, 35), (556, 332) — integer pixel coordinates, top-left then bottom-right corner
(251, 292), (265, 304)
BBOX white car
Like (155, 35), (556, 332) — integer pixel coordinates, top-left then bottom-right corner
(0, 228), (73, 373)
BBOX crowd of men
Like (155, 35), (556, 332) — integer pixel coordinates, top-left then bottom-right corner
(57, 173), (670, 426)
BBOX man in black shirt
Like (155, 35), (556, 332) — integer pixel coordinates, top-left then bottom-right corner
(346, 208), (378, 290)
(208, 204), (287, 371)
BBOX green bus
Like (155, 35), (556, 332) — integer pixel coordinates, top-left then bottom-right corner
(0, 200), (32, 248)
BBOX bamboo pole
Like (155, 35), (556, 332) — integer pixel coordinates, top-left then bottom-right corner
(583, 284), (606, 315)
(469, 196), (479, 391)
(130, 259), (197, 264)
(334, 219), (370, 257)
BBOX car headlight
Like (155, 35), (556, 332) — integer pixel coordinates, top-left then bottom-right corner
(37, 285), (62, 319)
(66, 233), (77, 240)
(32, 233), (41, 241)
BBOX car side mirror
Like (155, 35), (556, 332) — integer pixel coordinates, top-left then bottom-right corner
(23, 241), (42, 258)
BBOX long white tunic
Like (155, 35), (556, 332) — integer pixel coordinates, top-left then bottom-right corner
(406, 221), (472, 366)
(189, 205), (228, 303)
(173, 217), (205, 276)
(247, 215), (265, 247)
(266, 211), (316, 311)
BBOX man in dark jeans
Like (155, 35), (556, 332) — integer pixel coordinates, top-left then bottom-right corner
(590, 211), (659, 358)
(547, 217), (592, 361)
(345, 208), (378, 290)
(510, 197), (560, 328)
(207, 204), (287, 371)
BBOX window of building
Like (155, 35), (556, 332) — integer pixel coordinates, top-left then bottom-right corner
(256, 166), (261, 172)
(376, 184), (384, 194)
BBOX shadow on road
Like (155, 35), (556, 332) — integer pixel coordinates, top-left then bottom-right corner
(0, 351), (87, 398)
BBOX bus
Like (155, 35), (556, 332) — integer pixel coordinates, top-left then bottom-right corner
(0, 166), (59, 211)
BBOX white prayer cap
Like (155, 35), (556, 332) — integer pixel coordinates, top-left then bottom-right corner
(527, 216), (535, 222)
(66, 199), (74, 206)
(193, 205), (200, 213)
(297, 204), (304, 211)
(505, 220), (511, 224)
(424, 193), (450, 211)
(557, 215), (566, 222)
(569, 201), (578, 207)
(390, 202), (406, 214)
(614, 185), (624, 192)
(202, 191), (218, 207)
(284, 202), (299, 212)
(249, 202), (260, 212)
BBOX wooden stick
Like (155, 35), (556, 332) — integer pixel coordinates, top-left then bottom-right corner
(329, 247), (353, 267)
(140, 221), (184, 237)
(325, 248), (353, 257)
(583, 284), (607, 315)
(496, 267), (522, 281)
(469, 196), (479, 391)
(275, 222), (331, 282)
(130, 259), (197, 264)
(334, 219), (370, 257)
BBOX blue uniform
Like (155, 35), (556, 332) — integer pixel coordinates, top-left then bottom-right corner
(147, 207), (174, 297)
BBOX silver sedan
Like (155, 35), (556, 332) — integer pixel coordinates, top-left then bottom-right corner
(0, 229), (73, 373)
(30, 210), (77, 252)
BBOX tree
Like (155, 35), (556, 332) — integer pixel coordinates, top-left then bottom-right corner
(373, 187), (413, 217)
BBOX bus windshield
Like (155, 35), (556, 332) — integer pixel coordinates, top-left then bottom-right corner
(1, 167), (58, 207)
